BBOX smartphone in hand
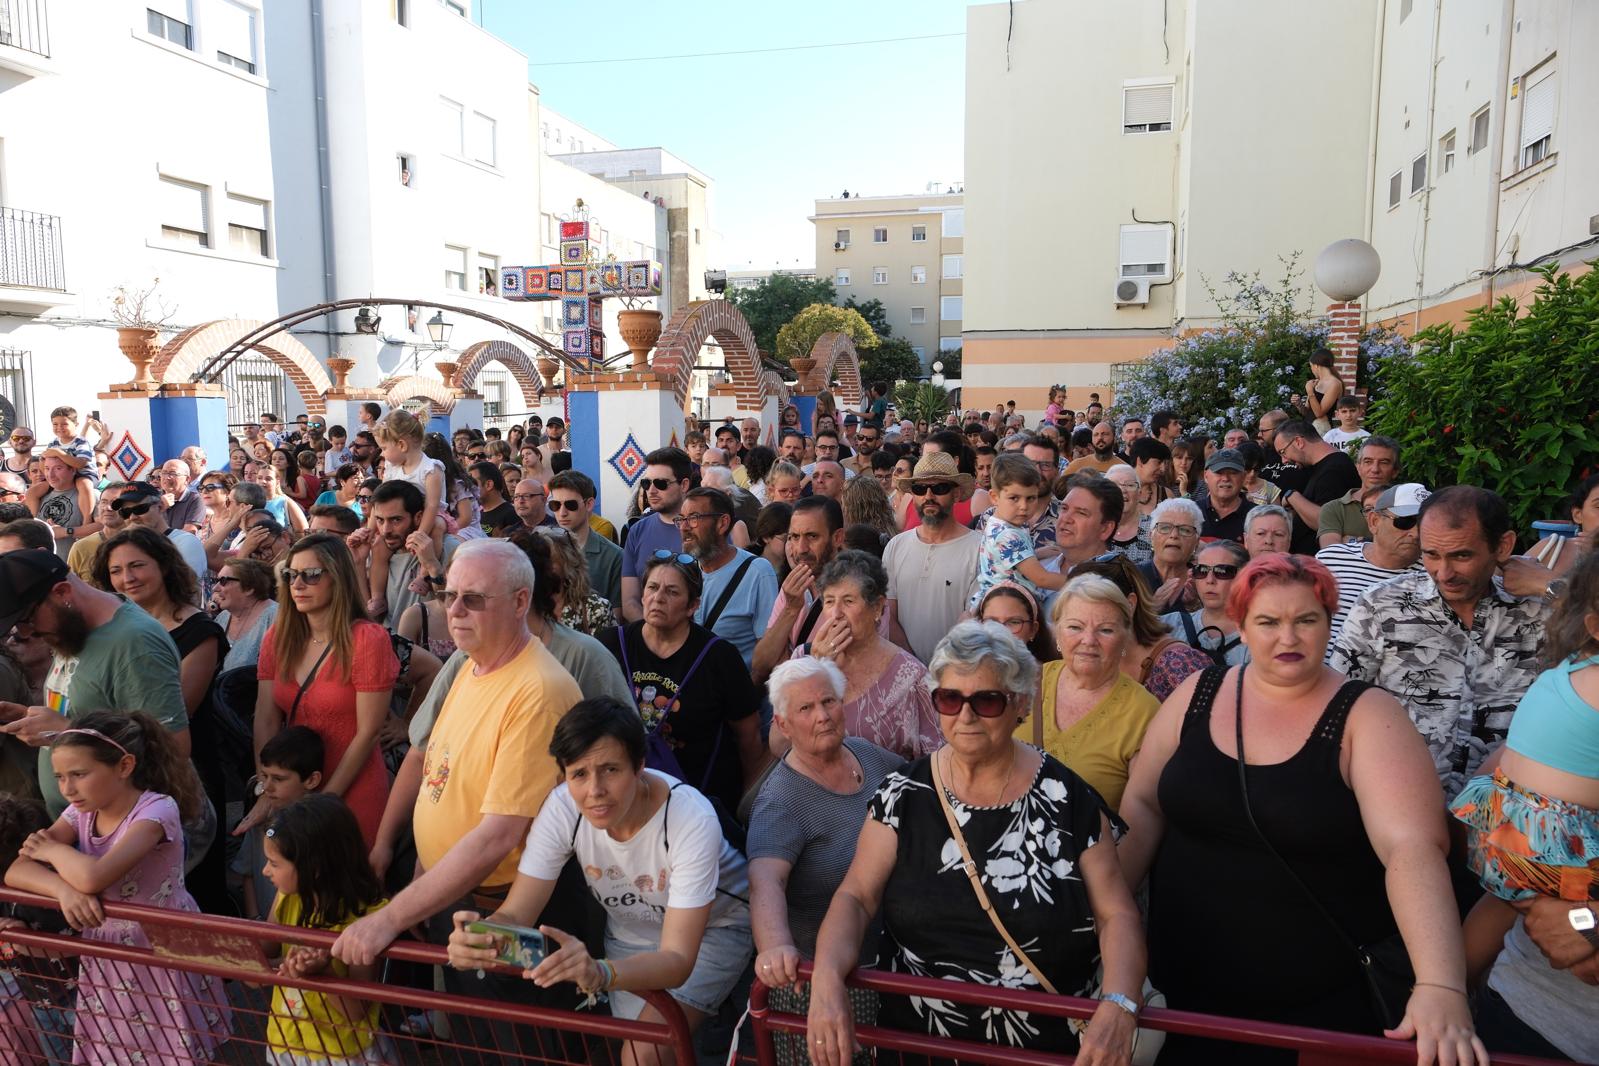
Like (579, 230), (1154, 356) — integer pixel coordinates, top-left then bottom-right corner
(466, 920), (547, 970)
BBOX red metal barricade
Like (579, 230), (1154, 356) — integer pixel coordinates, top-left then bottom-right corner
(0, 887), (696, 1065)
(747, 961), (1571, 1066)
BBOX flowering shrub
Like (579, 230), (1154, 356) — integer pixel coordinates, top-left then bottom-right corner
(1112, 256), (1410, 438)
(1366, 263), (1599, 534)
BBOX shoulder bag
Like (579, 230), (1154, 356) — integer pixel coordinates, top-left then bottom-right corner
(285, 643), (335, 727)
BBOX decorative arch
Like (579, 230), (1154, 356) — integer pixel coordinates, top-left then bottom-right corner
(155, 319), (333, 416)
(380, 374), (458, 415)
(800, 332), (863, 407)
(652, 300), (771, 411)
(455, 340), (547, 405)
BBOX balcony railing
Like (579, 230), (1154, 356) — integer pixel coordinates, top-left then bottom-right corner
(0, 0), (50, 59)
(0, 207), (66, 291)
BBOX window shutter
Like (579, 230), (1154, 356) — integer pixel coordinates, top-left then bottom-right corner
(1520, 74), (1555, 151)
(147, 0), (191, 23)
(1123, 84), (1174, 127)
(212, 1), (256, 62)
(444, 245), (467, 273)
(227, 194), (266, 230)
(1119, 225), (1169, 276)
(159, 177), (207, 232)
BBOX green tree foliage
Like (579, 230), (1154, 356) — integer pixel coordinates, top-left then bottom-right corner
(935, 345), (962, 379)
(726, 274), (837, 358)
(842, 296), (894, 338)
(1367, 263), (1599, 536)
(775, 303), (878, 366)
(893, 381), (951, 426)
(860, 336), (924, 388)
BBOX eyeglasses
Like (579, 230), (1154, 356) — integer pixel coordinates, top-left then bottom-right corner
(1154, 522), (1198, 538)
(672, 512), (720, 526)
(642, 477), (680, 491)
(516, 491), (546, 501)
(857, 436), (879, 446)
(930, 688), (1012, 718)
(111, 501), (157, 518)
(8, 436), (32, 445)
(281, 567), (326, 586)
(985, 615), (1032, 634)
(1386, 512), (1419, 530)
(1191, 563), (1240, 579)
(442, 589), (500, 611)
(200, 483), (227, 492)
(910, 481), (958, 496)
(548, 499), (583, 512)
(213, 575), (240, 587)
(652, 549), (697, 567)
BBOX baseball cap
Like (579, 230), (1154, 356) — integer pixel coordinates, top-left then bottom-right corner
(1375, 483), (1431, 517)
(1205, 448), (1246, 473)
(0, 549), (69, 636)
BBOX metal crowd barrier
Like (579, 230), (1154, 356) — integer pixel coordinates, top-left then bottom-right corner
(747, 961), (1570, 1066)
(0, 888), (695, 1064)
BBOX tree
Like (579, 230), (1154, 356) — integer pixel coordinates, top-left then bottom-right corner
(860, 336), (924, 388)
(775, 303), (878, 366)
(934, 345), (961, 379)
(841, 296), (893, 338)
(725, 274), (837, 358)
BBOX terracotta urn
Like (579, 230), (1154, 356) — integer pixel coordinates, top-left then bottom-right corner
(618, 308), (664, 370)
(325, 356), (356, 392)
(435, 360), (460, 390)
(536, 355), (561, 391)
(116, 326), (161, 388)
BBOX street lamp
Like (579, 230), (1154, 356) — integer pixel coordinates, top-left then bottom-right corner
(354, 305), (381, 335)
(426, 311), (453, 347)
(930, 360), (945, 388)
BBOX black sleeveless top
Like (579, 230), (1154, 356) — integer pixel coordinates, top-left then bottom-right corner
(1147, 667), (1398, 1037)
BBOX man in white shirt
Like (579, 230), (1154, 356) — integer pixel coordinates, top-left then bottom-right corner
(883, 453), (980, 663)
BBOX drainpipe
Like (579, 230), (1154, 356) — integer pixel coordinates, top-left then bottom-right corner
(1362, 0), (1388, 251)
(1482, 0), (1515, 304)
(1413, 0), (1443, 333)
(310, 0), (339, 318)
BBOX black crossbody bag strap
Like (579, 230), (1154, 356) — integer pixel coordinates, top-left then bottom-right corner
(702, 555), (755, 631)
(287, 643), (335, 726)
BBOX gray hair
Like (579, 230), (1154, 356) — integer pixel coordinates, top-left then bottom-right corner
(1358, 435), (1401, 459)
(816, 549), (887, 603)
(233, 481), (267, 508)
(928, 620), (1039, 699)
(768, 656), (846, 721)
(700, 465), (734, 490)
(1151, 496), (1203, 528)
(1104, 462), (1137, 487)
(451, 537), (536, 598)
(1049, 574), (1133, 628)
(1196, 539), (1250, 568)
(1243, 504), (1292, 535)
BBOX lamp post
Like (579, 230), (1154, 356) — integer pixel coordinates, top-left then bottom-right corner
(426, 311), (453, 347)
(930, 360), (946, 389)
(1313, 239), (1381, 396)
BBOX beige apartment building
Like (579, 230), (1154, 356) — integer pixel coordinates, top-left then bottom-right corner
(962, 0), (1595, 421)
(811, 190), (964, 372)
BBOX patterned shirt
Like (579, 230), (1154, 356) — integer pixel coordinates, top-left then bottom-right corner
(1328, 571), (1547, 797)
(971, 515), (1040, 608)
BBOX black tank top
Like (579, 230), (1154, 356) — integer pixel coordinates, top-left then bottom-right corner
(1147, 666), (1398, 1032)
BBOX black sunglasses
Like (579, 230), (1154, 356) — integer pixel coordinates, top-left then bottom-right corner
(282, 567), (327, 586)
(910, 481), (958, 496)
(930, 688), (1011, 718)
(642, 477), (680, 491)
(548, 499), (583, 512)
(1386, 512), (1420, 530)
(112, 501), (157, 518)
(1191, 563), (1240, 579)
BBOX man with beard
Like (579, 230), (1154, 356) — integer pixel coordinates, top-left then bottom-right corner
(347, 480), (460, 629)
(0, 550), (189, 819)
(753, 495), (845, 685)
(882, 452), (980, 663)
(1064, 419), (1121, 475)
(681, 486), (777, 668)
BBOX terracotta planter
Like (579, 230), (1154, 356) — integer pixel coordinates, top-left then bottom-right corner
(435, 360), (460, 390)
(618, 308), (664, 370)
(325, 356), (356, 392)
(116, 326), (161, 388)
(536, 355), (561, 391)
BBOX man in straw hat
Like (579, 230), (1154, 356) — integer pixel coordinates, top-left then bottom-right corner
(883, 451), (981, 664)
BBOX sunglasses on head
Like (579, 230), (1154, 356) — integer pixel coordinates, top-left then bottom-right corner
(112, 501), (157, 518)
(281, 567), (326, 586)
(1386, 512), (1419, 530)
(910, 481), (958, 496)
(1191, 563), (1240, 579)
(642, 477), (679, 491)
(930, 688), (1011, 718)
(652, 549), (697, 567)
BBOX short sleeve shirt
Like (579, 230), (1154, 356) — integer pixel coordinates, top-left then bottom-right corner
(621, 513), (683, 580)
(694, 550), (778, 667)
(971, 516), (1038, 608)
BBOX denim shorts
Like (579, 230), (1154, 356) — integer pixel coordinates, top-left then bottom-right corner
(605, 922), (753, 1019)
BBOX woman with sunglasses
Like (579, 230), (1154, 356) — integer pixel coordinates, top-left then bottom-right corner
(808, 620), (1145, 1066)
(212, 557), (278, 672)
(244, 533), (398, 847)
(1160, 541), (1250, 668)
(598, 551), (766, 821)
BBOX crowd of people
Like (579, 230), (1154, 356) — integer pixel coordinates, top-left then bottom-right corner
(0, 373), (1596, 1065)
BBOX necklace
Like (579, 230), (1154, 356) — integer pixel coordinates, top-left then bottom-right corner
(945, 745), (1017, 808)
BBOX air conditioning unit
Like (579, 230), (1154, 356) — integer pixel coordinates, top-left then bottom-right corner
(833, 242), (848, 251)
(1115, 278), (1151, 306)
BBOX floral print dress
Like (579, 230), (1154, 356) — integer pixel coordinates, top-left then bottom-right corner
(867, 754), (1123, 1054)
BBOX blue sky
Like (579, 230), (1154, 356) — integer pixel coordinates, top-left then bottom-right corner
(480, 0), (972, 270)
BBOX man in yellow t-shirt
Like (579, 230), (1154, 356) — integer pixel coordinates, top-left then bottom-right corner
(332, 541), (582, 994)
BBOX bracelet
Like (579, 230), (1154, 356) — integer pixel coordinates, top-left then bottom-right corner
(597, 958), (618, 991)
(1412, 982), (1468, 997)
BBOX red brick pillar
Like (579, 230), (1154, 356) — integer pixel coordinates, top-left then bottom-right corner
(1325, 301), (1362, 397)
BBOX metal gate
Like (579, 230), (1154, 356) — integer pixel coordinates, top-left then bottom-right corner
(222, 351), (287, 427)
(0, 347), (33, 433)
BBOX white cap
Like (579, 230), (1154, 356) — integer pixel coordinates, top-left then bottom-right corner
(1375, 482), (1430, 517)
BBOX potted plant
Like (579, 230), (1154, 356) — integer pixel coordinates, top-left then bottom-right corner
(601, 256), (662, 369)
(110, 280), (177, 388)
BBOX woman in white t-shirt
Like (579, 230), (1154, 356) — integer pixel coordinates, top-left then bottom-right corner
(447, 697), (752, 1061)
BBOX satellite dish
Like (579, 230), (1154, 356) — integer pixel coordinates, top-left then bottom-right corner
(1116, 279), (1141, 302)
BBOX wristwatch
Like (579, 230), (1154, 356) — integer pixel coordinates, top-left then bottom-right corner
(1545, 577), (1570, 601)
(1101, 992), (1140, 1018)
(1570, 905), (1599, 949)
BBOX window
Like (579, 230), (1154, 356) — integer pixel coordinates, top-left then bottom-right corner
(941, 254), (963, 279)
(398, 154), (414, 185)
(911, 346), (926, 361)
(147, 4), (192, 49)
(444, 0), (466, 15)
(213, 1), (257, 73)
(391, 0), (408, 25)
(695, 228), (701, 244)
(834, 228), (850, 248)
(158, 176), (208, 246)
(910, 265), (927, 284)
(872, 267), (888, 285)
(226, 193), (268, 256)
(1519, 62), (1556, 169)
(941, 209), (964, 238)
(444, 244), (468, 290)
(872, 227), (888, 243)
(1410, 152), (1427, 195)
(1123, 81), (1175, 133)
(1439, 130), (1456, 175)
(1387, 171), (1402, 208)
(468, 112), (496, 166)
(1400, 0), (1413, 20)
(440, 97), (464, 155)
(911, 224), (927, 242)
(940, 296), (963, 321)
(834, 268), (851, 287)
(477, 253), (499, 295)
(910, 307), (927, 325)
(1118, 223), (1170, 278)
(1469, 104), (1491, 154)
(939, 336), (962, 353)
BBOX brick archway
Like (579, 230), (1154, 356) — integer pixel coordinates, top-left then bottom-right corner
(156, 319), (333, 416)
(652, 300), (771, 412)
(800, 332), (863, 407)
(455, 340), (546, 407)
(380, 374), (458, 414)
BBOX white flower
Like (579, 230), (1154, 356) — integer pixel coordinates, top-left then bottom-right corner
(1053, 858), (1075, 878)
(1039, 776), (1067, 802)
(1045, 829), (1062, 858)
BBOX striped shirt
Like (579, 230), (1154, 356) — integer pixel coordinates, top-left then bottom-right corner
(1315, 541), (1422, 650)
